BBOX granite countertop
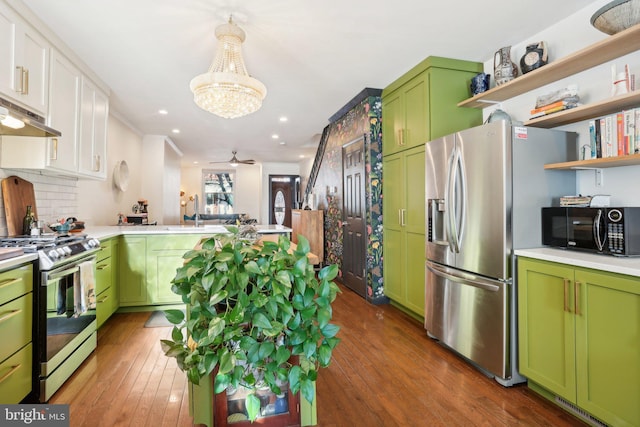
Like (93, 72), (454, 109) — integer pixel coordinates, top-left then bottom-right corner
(515, 247), (640, 278)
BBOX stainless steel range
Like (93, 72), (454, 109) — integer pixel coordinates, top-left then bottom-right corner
(0, 233), (101, 402)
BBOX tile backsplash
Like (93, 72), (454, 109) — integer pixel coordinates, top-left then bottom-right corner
(0, 169), (78, 236)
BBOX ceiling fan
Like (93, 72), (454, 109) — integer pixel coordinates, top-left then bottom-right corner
(210, 151), (256, 167)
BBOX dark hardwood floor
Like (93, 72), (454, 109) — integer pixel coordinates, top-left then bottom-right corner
(50, 283), (587, 426)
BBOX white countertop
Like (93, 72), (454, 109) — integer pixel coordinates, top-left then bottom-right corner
(0, 253), (38, 271)
(83, 224), (292, 240)
(515, 247), (640, 278)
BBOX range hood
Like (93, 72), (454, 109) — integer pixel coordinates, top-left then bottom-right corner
(0, 97), (61, 137)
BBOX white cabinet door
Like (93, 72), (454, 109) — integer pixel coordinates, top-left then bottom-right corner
(78, 78), (108, 179)
(0, 3), (48, 114)
(48, 49), (81, 173)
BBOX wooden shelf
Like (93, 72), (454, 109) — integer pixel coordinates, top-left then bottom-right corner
(544, 153), (640, 170)
(525, 90), (640, 128)
(458, 24), (640, 109)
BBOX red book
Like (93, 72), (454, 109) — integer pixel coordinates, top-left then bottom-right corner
(617, 112), (624, 156)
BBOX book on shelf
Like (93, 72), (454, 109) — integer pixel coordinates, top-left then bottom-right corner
(589, 108), (640, 159)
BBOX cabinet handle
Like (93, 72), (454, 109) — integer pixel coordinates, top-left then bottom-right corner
(574, 281), (581, 316)
(398, 129), (406, 146)
(0, 278), (21, 289)
(98, 295), (109, 303)
(51, 138), (58, 161)
(23, 68), (29, 95)
(563, 278), (571, 313)
(94, 155), (101, 172)
(0, 309), (21, 324)
(398, 209), (406, 226)
(15, 66), (29, 94)
(401, 209), (406, 226)
(0, 364), (21, 384)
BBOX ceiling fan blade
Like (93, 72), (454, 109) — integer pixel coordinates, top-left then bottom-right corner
(238, 159), (255, 164)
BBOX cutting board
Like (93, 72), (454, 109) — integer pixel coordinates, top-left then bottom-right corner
(2, 176), (38, 236)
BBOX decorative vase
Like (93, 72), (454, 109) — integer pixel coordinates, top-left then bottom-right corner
(494, 46), (519, 86)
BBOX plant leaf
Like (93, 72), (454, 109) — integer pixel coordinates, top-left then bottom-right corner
(275, 346), (290, 365)
(246, 393), (260, 422)
(317, 306), (331, 328)
(164, 309), (185, 324)
(321, 323), (340, 339)
(252, 312), (273, 329)
(301, 378), (315, 403)
(214, 373), (230, 393)
(258, 341), (275, 360)
(288, 365), (301, 394)
(218, 349), (234, 374)
(318, 263), (339, 281)
(244, 260), (261, 274)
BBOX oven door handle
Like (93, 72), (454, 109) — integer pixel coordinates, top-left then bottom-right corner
(46, 266), (80, 282)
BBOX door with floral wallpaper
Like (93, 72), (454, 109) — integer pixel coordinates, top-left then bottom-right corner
(342, 135), (366, 296)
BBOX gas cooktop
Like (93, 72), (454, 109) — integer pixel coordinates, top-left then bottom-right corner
(0, 233), (100, 270)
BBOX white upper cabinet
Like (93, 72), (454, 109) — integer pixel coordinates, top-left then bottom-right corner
(0, 2), (49, 114)
(78, 77), (108, 179)
(48, 49), (81, 173)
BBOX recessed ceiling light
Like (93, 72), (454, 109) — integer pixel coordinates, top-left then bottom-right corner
(172, 129), (180, 134)
(193, 161), (199, 164)
(299, 154), (305, 158)
(159, 109), (168, 115)
(271, 134), (279, 139)
(279, 116), (288, 122)
(279, 141), (286, 145)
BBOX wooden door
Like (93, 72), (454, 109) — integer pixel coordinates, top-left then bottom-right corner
(268, 175), (299, 227)
(342, 136), (366, 297)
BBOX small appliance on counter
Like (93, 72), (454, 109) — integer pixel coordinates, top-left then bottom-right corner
(127, 199), (149, 224)
(542, 206), (640, 256)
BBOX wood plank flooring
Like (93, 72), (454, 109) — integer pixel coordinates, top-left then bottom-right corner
(50, 284), (587, 426)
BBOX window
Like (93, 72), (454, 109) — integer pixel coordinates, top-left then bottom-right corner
(202, 170), (234, 214)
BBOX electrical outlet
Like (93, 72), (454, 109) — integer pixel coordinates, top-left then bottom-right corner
(595, 169), (603, 187)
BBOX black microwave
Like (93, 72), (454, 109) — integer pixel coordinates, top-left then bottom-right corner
(541, 207), (640, 256)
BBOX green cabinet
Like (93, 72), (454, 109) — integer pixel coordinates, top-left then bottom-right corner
(382, 56), (482, 318)
(119, 234), (208, 307)
(119, 236), (148, 306)
(96, 237), (119, 327)
(382, 56), (482, 156)
(0, 262), (34, 404)
(518, 257), (640, 427)
(382, 145), (425, 317)
(146, 235), (203, 304)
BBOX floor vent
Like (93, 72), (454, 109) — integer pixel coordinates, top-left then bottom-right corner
(554, 396), (608, 427)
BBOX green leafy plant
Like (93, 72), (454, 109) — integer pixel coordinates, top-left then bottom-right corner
(161, 227), (341, 422)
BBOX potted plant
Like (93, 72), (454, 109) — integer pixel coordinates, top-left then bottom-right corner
(161, 226), (341, 423)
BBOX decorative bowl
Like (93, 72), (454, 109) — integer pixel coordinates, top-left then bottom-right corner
(591, 0), (640, 35)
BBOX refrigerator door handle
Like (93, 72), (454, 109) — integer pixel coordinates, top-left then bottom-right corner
(447, 147), (467, 253)
(426, 261), (501, 292)
(444, 148), (456, 251)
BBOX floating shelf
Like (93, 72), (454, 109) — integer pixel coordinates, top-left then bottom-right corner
(544, 153), (640, 170)
(458, 24), (640, 109)
(525, 91), (640, 128)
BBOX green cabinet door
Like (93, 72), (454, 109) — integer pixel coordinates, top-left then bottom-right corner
(146, 235), (204, 304)
(518, 258), (577, 402)
(382, 153), (404, 303)
(119, 236), (148, 306)
(574, 269), (640, 427)
(518, 257), (640, 427)
(381, 89), (403, 156)
(382, 145), (425, 317)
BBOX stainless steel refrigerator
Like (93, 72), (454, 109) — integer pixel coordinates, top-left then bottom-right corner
(424, 120), (577, 386)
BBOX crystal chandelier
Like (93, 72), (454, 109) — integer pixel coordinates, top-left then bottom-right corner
(190, 17), (267, 119)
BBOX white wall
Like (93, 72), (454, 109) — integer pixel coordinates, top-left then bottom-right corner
(482, 0), (640, 206)
(180, 163), (262, 222)
(77, 114), (144, 225)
